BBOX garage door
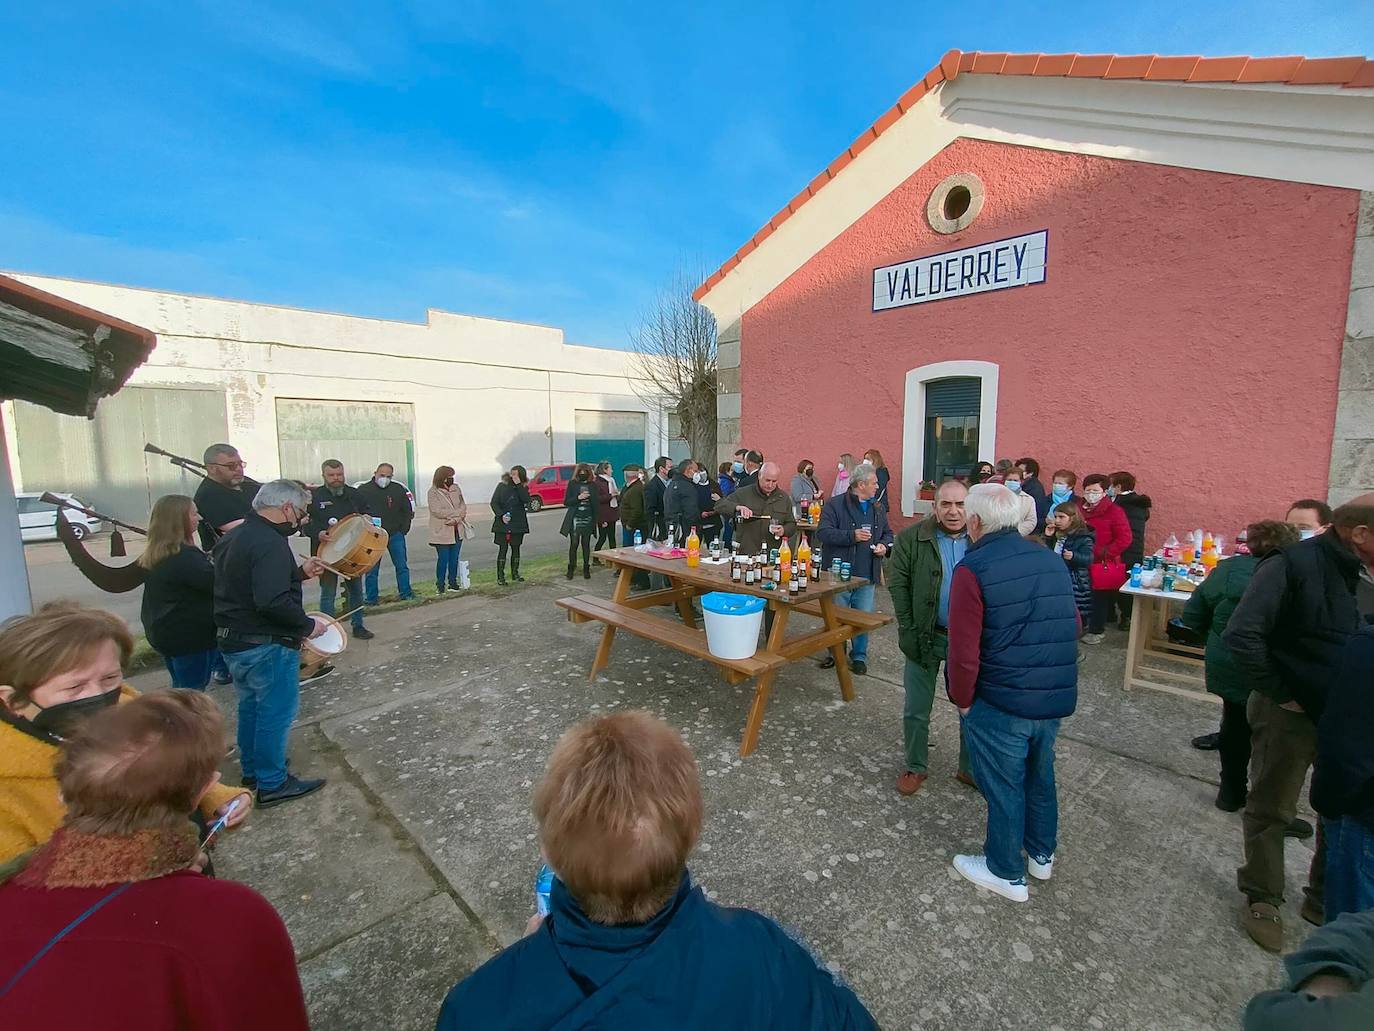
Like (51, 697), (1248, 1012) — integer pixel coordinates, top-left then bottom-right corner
(276, 399), (416, 491)
(574, 410), (646, 476)
(12, 386), (229, 524)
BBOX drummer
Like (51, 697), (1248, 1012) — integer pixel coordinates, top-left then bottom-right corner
(309, 460), (374, 641)
(214, 479), (330, 808)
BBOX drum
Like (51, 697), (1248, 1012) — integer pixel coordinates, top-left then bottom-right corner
(300, 613), (348, 678)
(318, 514), (388, 577)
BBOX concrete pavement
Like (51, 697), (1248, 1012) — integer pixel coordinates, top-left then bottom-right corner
(127, 569), (1309, 1031)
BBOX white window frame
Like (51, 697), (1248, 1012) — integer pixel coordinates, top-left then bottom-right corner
(901, 360), (1000, 516)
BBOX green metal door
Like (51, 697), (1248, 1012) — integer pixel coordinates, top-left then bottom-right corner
(574, 410), (646, 475)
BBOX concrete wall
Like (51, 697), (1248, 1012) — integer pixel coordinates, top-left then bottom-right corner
(1329, 192), (1374, 507)
(735, 139), (1359, 542)
(1, 275), (666, 504)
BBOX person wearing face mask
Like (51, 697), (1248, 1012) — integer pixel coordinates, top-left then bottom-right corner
(357, 462), (415, 605)
(0, 691), (309, 1031)
(0, 603), (252, 863)
(691, 460), (722, 545)
(1017, 458), (1050, 526)
(1107, 472), (1152, 631)
(1286, 498), (1334, 541)
(999, 467), (1039, 536)
(1077, 474), (1132, 645)
(1222, 494), (1374, 951)
(790, 459), (822, 510)
(308, 460), (374, 641)
(593, 461), (620, 553)
(562, 463), (599, 579)
(972, 461), (994, 485)
(214, 479), (330, 809)
(1048, 469), (1080, 510)
(428, 465), (470, 593)
(833, 453), (856, 499)
(736, 450), (764, 491)
(491, 465), (531, 586)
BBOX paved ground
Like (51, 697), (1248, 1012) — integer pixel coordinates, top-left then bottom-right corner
(127, 568), (1317, 1031)
(25, 507), (569, 630)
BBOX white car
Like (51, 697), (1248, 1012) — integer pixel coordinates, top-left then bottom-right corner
(17, 492), (105, 542)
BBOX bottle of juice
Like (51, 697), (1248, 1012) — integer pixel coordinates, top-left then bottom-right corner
(778, 536), (792, 585)
(809, 498), (821, 523)
(797, 534), (811, 575)
(1181, 539), (1196, 564)
(686, 526), (700, 568)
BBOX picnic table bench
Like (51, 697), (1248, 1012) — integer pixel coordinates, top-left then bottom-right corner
(556, 546), (893, 756)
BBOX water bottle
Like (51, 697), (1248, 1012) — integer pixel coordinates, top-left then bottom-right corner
(535, 863), (555, 916)
(1129, 563), (1142, 588)
(633, 529), (643, 547)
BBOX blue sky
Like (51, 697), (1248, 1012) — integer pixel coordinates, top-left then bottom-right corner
(2, 2), (1371, 348)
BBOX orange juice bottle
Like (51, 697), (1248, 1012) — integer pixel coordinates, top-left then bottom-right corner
(778, 536), (792, 585)
(1181, 542), (1196, 564)
(809, 498), (821, 523)
(797, 533), (811, 576)
(686, 526), (700, 568)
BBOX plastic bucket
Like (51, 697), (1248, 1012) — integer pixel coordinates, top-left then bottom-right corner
(700, 592), (766, 660)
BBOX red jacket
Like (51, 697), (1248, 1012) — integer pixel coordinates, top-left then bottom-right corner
(1080, 497), (1132, 563)
(0, 867), (309, 1031)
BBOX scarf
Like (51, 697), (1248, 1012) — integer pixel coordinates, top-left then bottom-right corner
(14, 824), (200, 890)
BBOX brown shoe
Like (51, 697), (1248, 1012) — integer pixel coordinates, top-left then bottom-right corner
(1244, 901), (1283, 953)
(1300, 896), (1324, 926)
(896, 771), (927, 796)
(955, 771), (979, 790)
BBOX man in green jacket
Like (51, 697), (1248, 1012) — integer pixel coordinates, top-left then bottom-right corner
(886, 480), (973, 796)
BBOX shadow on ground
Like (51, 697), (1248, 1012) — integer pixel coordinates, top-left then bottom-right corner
(131, 570), (1315, 1031)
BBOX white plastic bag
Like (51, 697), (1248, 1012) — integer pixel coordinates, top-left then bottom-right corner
(458, 560), (471, 590)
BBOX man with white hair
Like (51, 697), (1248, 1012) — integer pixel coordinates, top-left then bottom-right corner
(214, 479), (330, 809)
(946, 483), (1079, 902)
(817, 463), (894, 675)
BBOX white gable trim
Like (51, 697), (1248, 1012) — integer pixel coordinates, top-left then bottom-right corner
(901, 360), (999, 517)
(699, 74), (1374, 326)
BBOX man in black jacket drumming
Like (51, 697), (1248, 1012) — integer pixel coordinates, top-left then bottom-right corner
(214, 479), (329, 808)
(357, 462), (415, 605)
(1223, 494), (1374, 951)
(308, 460), (374, 641)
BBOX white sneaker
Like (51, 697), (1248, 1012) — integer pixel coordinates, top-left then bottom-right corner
(1027, 853), (1054, 881)
(1082, 633), (1105, 645)
(953, 854), (1029, 902)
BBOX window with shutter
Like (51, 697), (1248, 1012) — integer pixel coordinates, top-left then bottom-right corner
(922, 377), (981, 483)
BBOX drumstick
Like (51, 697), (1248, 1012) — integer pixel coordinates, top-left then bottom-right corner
(312, 559), (352, 579)
(336, 605), (366, 623)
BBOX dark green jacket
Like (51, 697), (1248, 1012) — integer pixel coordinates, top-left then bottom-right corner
(620, 479), (647, 535)
(1180, 554), (1257, 704)
(887, 514), (949, 667)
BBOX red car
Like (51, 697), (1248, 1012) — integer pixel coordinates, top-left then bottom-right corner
(526, 463), (576, 511)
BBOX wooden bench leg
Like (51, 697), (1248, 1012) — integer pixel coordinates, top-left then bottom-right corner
(740, 671), (776, 757)
(587, 565), (634, 681)
(669, 574), (698, 629)
(819, 594), (855, 702)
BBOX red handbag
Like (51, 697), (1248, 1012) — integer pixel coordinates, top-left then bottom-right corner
(1090, 559), (1128, 591)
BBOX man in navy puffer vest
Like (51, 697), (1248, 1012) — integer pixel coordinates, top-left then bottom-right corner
(946, 483), (1079, 902)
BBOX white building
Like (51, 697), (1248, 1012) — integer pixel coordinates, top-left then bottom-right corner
(2, 274), (669, 522)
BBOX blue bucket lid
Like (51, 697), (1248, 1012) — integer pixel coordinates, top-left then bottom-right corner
(700, 591), (766, 615)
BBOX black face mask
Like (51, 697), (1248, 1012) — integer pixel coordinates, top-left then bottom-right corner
(29, 685), (121, 739)
(444, 478), (455, 487)
(273, 507), (303, 537)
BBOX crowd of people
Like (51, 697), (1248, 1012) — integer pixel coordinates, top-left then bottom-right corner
(2, 435), (1373, 1029)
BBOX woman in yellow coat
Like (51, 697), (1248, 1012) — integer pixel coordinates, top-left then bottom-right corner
(0, 602), (251, 863)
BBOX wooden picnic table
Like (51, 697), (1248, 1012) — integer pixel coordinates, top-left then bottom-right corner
(557, 547), (893, 756)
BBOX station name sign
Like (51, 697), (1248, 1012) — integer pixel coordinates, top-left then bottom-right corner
(872, 230), (1048, 311)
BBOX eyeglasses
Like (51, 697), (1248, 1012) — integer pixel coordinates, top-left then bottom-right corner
(210, 460), (246, 470)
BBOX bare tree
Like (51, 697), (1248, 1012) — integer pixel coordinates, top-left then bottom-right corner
(628, 269), (717, 463)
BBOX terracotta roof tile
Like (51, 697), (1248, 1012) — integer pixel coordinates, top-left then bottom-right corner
(694, 46), (1374, 302)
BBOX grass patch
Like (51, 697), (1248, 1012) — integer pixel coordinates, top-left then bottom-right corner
(125, 552), (573, 676)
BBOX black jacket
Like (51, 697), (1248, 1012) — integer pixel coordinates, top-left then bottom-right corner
(193, 476), (262, 551)
(212, 512), (315, 647)
(817, 491), (894, 583)
(307, 484), (371, 553)
(490, 479), (530, 537)
(560, 478), (597, 537)
(141, 544), (217, 657)
(736, 467), (760, 492)
(1313, 626), (1374, 831)
(1113, 492), (1152, 565)
(355, 480), (413, 535)
(644, 474), (669, 540)
(1222, 531), (1364, 718)
(664, 473), (702, 540)
(1023, 475), (1050, 528)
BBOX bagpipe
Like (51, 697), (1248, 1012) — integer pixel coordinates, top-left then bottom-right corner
(47, 443), (210, 593)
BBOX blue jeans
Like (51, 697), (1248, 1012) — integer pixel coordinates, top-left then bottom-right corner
(211, 650), (231, 682)
(961, 698), (1061, 882)
(1324, 816), (1374, 923)
(164, 649), (216, 691)
(319, 570), (364, 629)
(434, 542), (461, 587)
(364, 531), (413, 603)
(836, 583), (877, 661)
(223, 643), (300, 791)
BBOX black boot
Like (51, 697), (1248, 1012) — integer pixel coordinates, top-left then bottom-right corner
(583, 561), (591, 579)
(437, 582), (446, 594)
(511, 558), (524, 582)
(497, 559), (507, 586)
(566, 562), (575, 580)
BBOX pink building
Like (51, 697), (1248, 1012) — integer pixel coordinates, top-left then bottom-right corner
(695, 49), (1374, 545)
